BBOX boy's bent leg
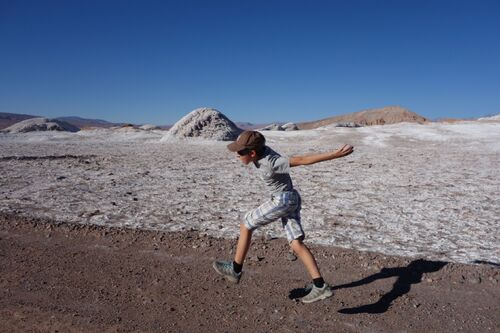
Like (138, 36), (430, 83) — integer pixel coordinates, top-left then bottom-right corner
(290, 239), (321, 279)
(215, 198), (283, 283)
(213, 223), (252, 284)
(290, 239), (333, 303)
(235, 223), (253, 266)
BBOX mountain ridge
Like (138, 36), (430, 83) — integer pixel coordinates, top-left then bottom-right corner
(3, 107), (491, 132)
(297, 106), (428, 129)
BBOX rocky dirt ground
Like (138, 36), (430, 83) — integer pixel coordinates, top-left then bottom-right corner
(1, 212), (498, 333)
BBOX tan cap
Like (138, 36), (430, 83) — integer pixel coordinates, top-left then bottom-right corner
(227, 130), (266, 152)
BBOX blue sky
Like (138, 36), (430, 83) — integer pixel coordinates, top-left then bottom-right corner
(1, 0), (499, 125)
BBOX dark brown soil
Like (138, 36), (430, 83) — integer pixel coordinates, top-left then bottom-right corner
(1, 213), (498, 333)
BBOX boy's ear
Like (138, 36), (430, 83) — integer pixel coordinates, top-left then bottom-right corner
(249, 150), (258, 158)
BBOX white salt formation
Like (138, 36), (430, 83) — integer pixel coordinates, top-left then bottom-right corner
(282, 122), (299, 131)
(139, 124), (160, 131)
(478, 114), (500, 122)
(260, 123), (284, 131)
(1, 121), (499, 264)
(260, 123), (299, 131)
(1, 117), (79, 133)
(335, 122), (362, 128)
(165, 108), (242, 141)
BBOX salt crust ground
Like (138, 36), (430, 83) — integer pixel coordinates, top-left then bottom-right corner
(0, 121), (499, 265)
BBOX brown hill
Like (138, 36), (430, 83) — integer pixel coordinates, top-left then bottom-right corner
(298, 106), (428, 129)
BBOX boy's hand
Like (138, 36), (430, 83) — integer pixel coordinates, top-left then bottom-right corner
(337, 144), (354, 157)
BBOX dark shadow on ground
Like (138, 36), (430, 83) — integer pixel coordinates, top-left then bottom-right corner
(472, 260), (500, 267)
(288, 285), (312, 300)
(336, 259), (447, 314)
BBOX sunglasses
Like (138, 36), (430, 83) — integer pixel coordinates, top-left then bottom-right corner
(237, 148), (251, 156)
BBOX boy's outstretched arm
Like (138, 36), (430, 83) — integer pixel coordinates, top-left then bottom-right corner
(289, 144), (353, 167)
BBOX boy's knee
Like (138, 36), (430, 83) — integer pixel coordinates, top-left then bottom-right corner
(290, 238), (304, 251)
(240, 222), (253, 233)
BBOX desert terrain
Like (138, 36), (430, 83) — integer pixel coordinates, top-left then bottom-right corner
(1, 120), (499, 332)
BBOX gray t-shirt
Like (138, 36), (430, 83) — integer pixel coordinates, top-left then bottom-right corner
(253, 146), (294, 195)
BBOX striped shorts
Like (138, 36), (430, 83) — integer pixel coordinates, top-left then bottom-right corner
(244, 190), (305, 242)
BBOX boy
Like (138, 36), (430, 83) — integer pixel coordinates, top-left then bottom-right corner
(213, 130), (354, 303)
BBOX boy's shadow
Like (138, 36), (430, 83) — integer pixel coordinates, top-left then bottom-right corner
(289, 259), (447, 314)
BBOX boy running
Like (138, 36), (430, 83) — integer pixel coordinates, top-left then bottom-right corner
(213, 130), (353, 303)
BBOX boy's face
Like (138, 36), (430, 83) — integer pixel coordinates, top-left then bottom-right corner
(237, 149), (257, 165)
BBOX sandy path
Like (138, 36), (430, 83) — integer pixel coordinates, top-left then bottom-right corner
(1, 213), (498, 333)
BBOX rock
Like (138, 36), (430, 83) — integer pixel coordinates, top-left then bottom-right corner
(335, 122), (362, 128)
(163, 108), (242, 141)
(287, 251), (297, 261)
(469, 277), (481, 284)
(250, 255), (265, 262)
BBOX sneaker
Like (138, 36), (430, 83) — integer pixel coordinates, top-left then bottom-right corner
(213, 260), (242, 283)
(301, 283), (333, 303)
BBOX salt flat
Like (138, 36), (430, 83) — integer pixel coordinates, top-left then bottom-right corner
(1, 122), (499, 264)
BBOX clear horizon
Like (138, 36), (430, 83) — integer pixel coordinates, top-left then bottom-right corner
(1, 0), (499, 125)
(2, 105), (495, 127)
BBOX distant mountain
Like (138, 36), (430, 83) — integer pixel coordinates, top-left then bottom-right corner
(0, 112), (38, 130)
(234, 122), (255, 130)
(1, 107), (430, 132)
(234, 122), (263, 130)
(298, 106), (428, 130)
(55, 116), (122, 129)
(434, 117), (466, 123)
(234, 122), (285, 130)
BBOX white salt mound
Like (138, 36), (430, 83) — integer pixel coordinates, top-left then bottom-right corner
(1, 117), (79, 133)
(139, 124), (160, 131)
(260, 123), (298, 131)
(260, 123), (284, 131)
(478, 114), (500, 122)
(165, 108), (242, 141)
(282, 122), (299, 131)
